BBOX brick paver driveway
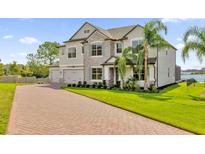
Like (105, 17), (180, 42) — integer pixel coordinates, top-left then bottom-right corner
(7, 84), (192, 135)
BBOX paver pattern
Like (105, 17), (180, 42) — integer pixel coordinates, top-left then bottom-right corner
(7, 84), (193, 135)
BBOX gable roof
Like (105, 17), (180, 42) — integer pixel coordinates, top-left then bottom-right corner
(62, 22), (176, 50)
(107, 25), (136, 39)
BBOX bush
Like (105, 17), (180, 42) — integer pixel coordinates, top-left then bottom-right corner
(72, 83), (76, 87)
(92, 82), (97, 88)
(148, 84), (158, 93)
(126, 77), (136, 91)
(187, 78), (197, 86)
(67, 84), (71, 87)
(86, 84), (90, 88)
(77, 81), (82, 87)
(82, 81), (87, 87)
(97, 82), (103, 88)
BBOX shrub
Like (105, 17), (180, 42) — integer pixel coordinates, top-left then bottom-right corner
(72, 83), (76, 87)
(97, 82), (103, 88)
(134, 84), (142, 92)
(67, 84), (71, 87)
(86, 84), (90, 88)
(187, 78), (197, 86)
(92, 82), (97, 88)
(81, 81), (87, 87)
(126, 77), (136, 91)
(148, 84), (158, 93)
(77, 81), (82, 87)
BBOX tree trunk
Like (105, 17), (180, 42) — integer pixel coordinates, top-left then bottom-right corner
(144, 44), (148, 91)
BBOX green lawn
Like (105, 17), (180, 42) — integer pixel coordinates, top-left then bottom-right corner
(0, 84), (16, 134)
(65, 83), (205, 134)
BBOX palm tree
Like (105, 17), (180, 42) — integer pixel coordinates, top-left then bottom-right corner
(142, 21), (171, 90)
(131, 45), (144, 80)
(115, 47), (132, 88)
(182, 26), (205, 63)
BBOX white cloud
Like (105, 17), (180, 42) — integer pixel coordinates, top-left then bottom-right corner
(176, 38), (182, 41)
(19, 37), (40, 44)
(19, 52), (28, 56)
(3, 35), (13, 39)
(176, 43), (184, 50)
(9, 53), (15, 58)
(161, 18), (188, 23)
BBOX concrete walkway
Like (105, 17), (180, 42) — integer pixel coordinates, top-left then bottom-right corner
(7, 84), (193, 135)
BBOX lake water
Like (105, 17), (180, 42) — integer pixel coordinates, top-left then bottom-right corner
(181, 74), (205, 82)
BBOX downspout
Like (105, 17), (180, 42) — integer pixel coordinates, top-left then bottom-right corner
(82, 44), (85, 81)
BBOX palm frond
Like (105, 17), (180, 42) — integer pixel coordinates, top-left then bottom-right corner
(183, 26), (200, 43)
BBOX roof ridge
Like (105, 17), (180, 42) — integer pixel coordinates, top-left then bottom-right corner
(107, 25), (137, 30)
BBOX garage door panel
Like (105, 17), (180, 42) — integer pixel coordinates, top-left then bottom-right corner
(64, 69), (83, 83)
(50, 70), (60, 83)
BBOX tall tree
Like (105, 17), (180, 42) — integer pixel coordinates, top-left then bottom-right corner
(26, 53), (48, 78)
(0, 61), (3, 76)
(182, 26), (205, 63)
(9, 61), (21, 75)
(142, 21), (171, 90)
(131, 45), (144, 80)
(115, 47), (132, 88)
(36, 41), (60, 65)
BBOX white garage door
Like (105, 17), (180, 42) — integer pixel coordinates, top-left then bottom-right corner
(63, 69), (83, 84)
(50, 70), (60, 83)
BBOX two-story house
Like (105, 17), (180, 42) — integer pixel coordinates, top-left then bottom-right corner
(49, 22), (180, 87)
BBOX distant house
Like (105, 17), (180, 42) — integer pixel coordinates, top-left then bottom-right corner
(49, 22), (180, 87)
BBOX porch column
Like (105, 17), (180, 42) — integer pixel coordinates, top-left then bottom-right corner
(113, 67), (116, 85)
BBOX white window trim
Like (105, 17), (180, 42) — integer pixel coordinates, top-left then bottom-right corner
(130, 37), (144, 47)
(115, 41), (123, 55)
(67, 46), (77, 59)
(91, 66), (103, 81)
(91, 42), (103, 57)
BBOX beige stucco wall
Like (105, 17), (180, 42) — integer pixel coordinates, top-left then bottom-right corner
(157, 47), (176, 87)
(59, 41), (84, 67)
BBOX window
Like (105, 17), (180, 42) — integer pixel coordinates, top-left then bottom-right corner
(132, 40), (143, 53)
(92, 68), (102, 80)
(132, 40), (143, 48)
(92, 44), (102, 56)
(68, 47), (76, 58)
(82, 46), (84, 54)
(133, 68), (144, 80)
(84, 30), (90, 34)
(116, 42), (122, 53)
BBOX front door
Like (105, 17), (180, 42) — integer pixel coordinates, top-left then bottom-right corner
(108, 67), (114, 86)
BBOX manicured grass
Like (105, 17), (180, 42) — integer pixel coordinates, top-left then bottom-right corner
(65, 83), (205, 134)
(0, 84), (16, 134)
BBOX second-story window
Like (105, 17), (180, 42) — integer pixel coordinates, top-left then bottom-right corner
(68, 47), (76, 58)
(132, 39), (143, 53)
(92, 44), (102, 56)
(116, 42), (122, 53)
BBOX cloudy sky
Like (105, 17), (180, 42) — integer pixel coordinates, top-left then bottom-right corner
(0, 18), (205, 69)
